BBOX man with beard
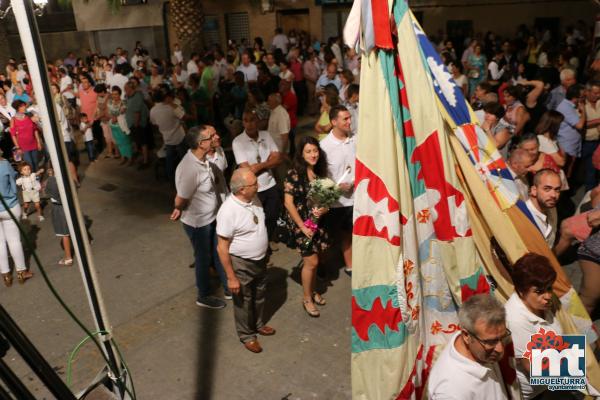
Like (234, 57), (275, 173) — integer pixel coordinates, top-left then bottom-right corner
(525, 169), (561, 248)
(428, 294), (510, 399)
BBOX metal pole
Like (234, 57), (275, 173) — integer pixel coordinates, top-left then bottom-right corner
(0, 360), (35, 400)
(9, 0), (126, 397)
(0, 307), (75, 400)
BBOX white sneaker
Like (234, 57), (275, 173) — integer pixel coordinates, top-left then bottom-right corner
(21, 213), (28, 220)
(38, 216), (45, 222)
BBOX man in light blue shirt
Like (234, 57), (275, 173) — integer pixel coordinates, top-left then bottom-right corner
(316, 63), (342, 92)
(547, 68), (576, 110)
(556, 84), (586, 157)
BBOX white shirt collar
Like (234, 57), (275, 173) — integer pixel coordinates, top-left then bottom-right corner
(328, 130), (353, 144)
(526, 199), (547, 223)
(509, 292), (554, 325)
(448, 332), (498, 380)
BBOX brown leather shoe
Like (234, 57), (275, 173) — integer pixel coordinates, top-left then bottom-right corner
(243, 339), (262, 353)
(257, 326), (276, 336)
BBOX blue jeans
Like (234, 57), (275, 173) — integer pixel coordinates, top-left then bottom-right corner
(23, 149), (39, 172)
(165, 142), (187, 183)
(85, 141), (96, 162)
(183, 221), (228, 298)
(582, 140), (599, 191)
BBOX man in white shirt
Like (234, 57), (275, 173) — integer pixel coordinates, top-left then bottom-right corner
(170, 126), (230, 310)
(271, 28), (289, 54)
(320, 105), (355, 276)
(187, 53), (200, 76)
(213, 49), (227, 84)
(232, 110), (282, 242)
(506, 148), (534, 200)
(428, 294), (510, 400)
(216, 168), (276, 353)
(525, 169), (560, 249)
(206, 131), (228, 173)
(106, 64), (129, 99)
(59, 68), (75, 106)
(149, 89), (187, 182)
(267, 93), (290, 152)
(236, 53), (259, 83)
(172, 63), (189, 89)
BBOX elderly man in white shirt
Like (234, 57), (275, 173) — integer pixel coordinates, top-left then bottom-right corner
(149, 89), (187, 182)
(170, 126), (230, 310)
(320, 105), (355, 276)
(525, 169), (560, 249)
(206, 131), (228, 173)
(267, 92), (290, 153)
(428, 294), (510, 400)
(506, 148), (534, 200)
(216, 168), (276, 353)
(232, 109), (282, 243)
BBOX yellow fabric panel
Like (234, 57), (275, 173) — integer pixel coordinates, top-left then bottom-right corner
(352, 335), (422, 400)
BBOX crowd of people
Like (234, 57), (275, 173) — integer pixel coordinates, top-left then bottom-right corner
(2, 18), (600, 393)
(0, 28), (360, 353)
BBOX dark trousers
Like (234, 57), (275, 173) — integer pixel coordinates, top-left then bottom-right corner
(183, 221), (228, 298)
(231, 255), (267, 343)
(257, 185), (281, 241)
(293, 80), (307, 116)
(581, 140), (599, 191)
(164, 142), (188, 183)
(92, 120), (105, 154)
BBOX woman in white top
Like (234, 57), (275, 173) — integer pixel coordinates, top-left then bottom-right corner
(534, 110), (566, 169)
(449, 61), (468, 97)
(505, 253), (563, 400)
(278, 60), (294, 84)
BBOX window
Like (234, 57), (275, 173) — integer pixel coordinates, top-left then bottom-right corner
(225, 12), (250, 47)
(203, 15), (220, 48)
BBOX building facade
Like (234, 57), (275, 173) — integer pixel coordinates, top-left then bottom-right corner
(2, 0), (597, 62)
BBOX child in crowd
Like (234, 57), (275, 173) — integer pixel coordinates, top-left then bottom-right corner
(46, 168), (73, 266)
(79, 113), (96, 163)
(16, 161), (44, 221)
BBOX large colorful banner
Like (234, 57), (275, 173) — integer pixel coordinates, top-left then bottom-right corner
(349, 0), (600, 399)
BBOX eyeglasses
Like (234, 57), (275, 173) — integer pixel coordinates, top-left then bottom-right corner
(200, 134), (216, 142)
(468, 329), (511, 349)
(243, 181), (258, 188)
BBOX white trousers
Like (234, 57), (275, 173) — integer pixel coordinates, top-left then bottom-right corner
(0, 205), (26, 274)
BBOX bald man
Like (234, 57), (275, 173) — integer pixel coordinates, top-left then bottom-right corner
(216, 168), (276, 353)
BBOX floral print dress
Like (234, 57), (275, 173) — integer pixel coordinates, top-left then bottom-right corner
(279, 168), (331, 257)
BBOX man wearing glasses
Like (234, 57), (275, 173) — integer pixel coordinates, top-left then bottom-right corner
(428, 294), (510, 399)
(170, 125), (230, 309)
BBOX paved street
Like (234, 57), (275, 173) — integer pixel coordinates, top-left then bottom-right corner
(1, 152), (351, 399)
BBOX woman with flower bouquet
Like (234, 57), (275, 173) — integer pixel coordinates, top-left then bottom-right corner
(279, 136), (339, 317)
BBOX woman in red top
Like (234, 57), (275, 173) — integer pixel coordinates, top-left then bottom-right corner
(10, 100), (42, 172)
